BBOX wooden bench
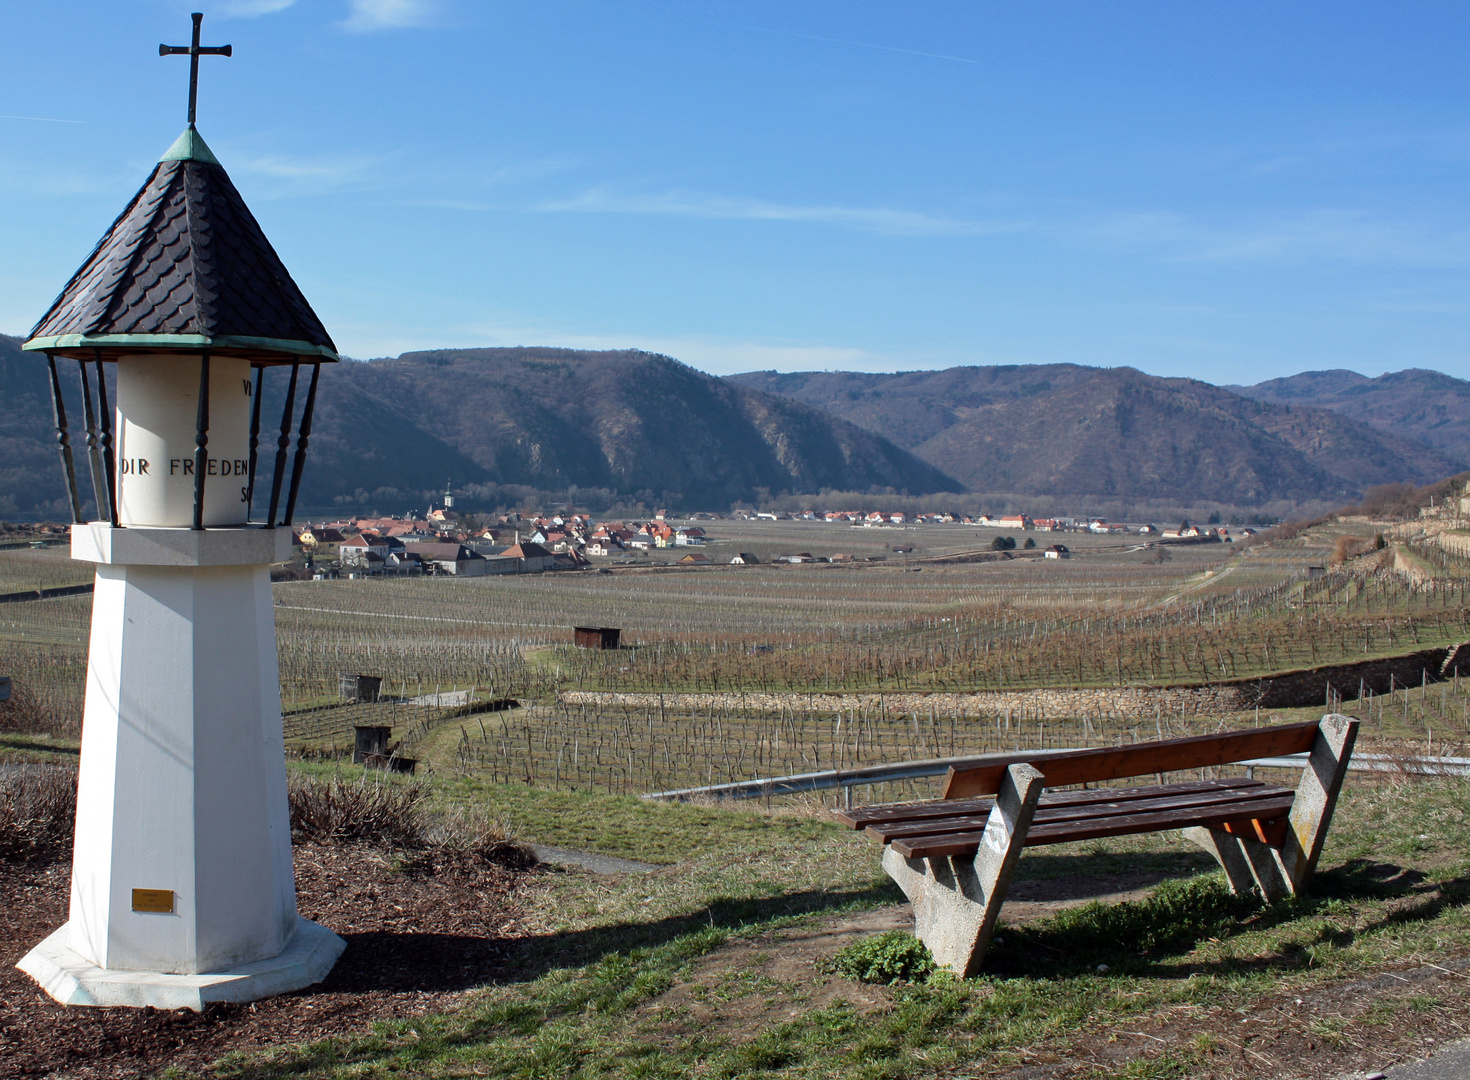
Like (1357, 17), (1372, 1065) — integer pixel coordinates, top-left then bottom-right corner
(833, 715), (1358, 976)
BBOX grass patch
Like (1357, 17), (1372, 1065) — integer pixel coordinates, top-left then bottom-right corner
(0, 732), (79, 763)
(437, 776), (845, 864)
(195, 772), (1470, 1079)
(990, 875), (1262, 975)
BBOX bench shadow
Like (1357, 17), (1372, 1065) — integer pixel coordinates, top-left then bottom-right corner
(984, 858), (1462, 982)
(1013, 849), (1218, 882)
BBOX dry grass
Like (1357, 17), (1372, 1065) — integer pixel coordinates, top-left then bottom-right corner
(0, 765), (76, 861)
(286, 771), (537, 869)
(0, 680), (76, 737)
(286, 772), (433, 845)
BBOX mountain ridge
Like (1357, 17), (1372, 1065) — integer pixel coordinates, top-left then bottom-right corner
(1229, 367), (1470, 466)
(728, 363), (1462, 505)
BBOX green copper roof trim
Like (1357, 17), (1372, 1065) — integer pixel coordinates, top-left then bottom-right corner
(159, 126), (221, 165)
(22, 333), (339, 361)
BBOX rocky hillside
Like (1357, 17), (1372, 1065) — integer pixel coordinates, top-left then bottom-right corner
(1231, 368), (1470, 466)
(729, 364), (1461, 505)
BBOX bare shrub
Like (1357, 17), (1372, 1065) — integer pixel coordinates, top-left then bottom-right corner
(288, 773), (537, 867)
(0, 682), (69, 736)
(288, 773), (429, 845)
(0, 765), (77, 862)
(1332, 535), (1373, 565)
(413, 804), (537, 871)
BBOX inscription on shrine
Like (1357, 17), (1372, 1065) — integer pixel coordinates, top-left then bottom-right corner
(169, 458), (250, 477)
(131, 888), (175, 914)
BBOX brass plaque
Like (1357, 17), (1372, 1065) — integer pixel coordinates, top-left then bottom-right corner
(131, 888), (175, 914)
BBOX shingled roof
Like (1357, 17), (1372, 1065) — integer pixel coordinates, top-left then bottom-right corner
(23, 127), (337, 364)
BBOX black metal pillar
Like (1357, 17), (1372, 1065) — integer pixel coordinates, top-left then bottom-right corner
(93, 350), (119, 527)
(246, 364), (264, 520)
(45, 354), (83, 524)
(266, 361), (298, 527)
(282, 361), (319, 526)
(76, 360), (107, 522)
(192, 351), (211, 531)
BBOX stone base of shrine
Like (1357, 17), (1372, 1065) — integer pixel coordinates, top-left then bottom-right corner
(17, 917), (345, 1011)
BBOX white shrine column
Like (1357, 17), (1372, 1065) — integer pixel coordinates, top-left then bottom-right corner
(19, 353), (343, 1009)
(19, 526), (345, 1007)
(69, 526), (297, 973)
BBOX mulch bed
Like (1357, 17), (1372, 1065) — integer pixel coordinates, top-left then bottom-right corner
(0, 843), (535, 1079)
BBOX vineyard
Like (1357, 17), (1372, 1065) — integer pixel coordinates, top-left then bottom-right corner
(2, 519), (1467, 799)
(437, 669), (1470, 801)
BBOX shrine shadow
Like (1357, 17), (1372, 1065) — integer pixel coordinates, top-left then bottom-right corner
(0, 738), (79, 757)
(310, 881), (900, 995)
(305, 858), (1459, 996)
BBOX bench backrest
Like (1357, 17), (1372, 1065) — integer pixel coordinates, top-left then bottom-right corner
(940, 720), (1321, 799)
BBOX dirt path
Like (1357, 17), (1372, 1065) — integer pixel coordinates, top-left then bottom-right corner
(1157, 560), (1240, 606)
(639, 871), (1183, 1042)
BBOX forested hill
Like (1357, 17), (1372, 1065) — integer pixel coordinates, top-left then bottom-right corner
(1230, 368), (1470, 467)
(0, 340), (957, 517)
(728, 364), (1462, 505)
(7, 336), (1461, 519)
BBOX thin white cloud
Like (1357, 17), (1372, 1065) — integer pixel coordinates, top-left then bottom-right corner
(539, 189), (1023, 238)
(340, 0), (437, 32)
(1086, 208), (1470, 269)
(233, 152), (383, 197)
(217, 0), (297, 16)
(0, 114), (84, 124)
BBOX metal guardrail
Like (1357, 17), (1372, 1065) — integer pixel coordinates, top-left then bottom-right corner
(644, 749), (1091, 803)
(644, 749), (1470, 804)
(0, 583), (94, 604)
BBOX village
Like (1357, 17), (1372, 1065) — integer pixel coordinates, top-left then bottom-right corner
(293, 489), (1256, 578)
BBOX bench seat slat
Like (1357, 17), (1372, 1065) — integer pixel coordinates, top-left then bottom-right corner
(890, 793), (1296, 859)
(865, 783), (1293, 844)
(834, 778), (1265, 830)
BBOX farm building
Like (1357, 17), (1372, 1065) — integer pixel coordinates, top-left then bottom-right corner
(498, 542), (556, 572)
(574, 626), (622, 649)
(402, 542), (489, 575)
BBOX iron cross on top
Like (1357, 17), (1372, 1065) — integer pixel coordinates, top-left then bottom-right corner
(159, 13), (232, 126)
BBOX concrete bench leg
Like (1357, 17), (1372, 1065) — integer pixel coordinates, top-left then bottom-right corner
(1186, 713), (1358, 902)
(1183, 827), (1293, 902)
(1275, 713), (1358, 892)
(881, 763), (1044, 977)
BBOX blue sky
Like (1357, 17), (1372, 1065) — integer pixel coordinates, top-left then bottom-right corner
(3, 1), (1470, 383)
